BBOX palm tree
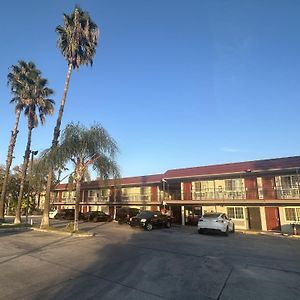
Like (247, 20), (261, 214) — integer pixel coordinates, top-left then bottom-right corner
(41, 6), (99, 228)
(42, 123), (119, 231)
(14, 66), (54, 224)
(0, 61), (38, 221)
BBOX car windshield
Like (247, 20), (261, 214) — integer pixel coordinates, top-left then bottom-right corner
(136, 211), (154, 218)
(203, 213), (221, 219)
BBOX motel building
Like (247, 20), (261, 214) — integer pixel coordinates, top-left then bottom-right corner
(50, 156), (300, 234)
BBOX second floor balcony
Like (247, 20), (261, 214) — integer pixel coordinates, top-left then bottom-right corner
(192, 189), (246, 201)
(50, 186), (300, 206)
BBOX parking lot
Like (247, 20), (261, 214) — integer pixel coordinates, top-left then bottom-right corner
(1, 220), (300, 299)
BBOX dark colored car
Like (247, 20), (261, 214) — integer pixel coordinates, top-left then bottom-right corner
(54, 209), (84, 220)
(83, 211), (112, 222)
(116, 207), (140, 224)
(129, 211), (171, 231)
(54, 209), (73, 220)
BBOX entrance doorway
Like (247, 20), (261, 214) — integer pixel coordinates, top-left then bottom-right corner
(265, 207), (281, 231)
(170, 206), (181, 224)
(247, 207), (262, 230)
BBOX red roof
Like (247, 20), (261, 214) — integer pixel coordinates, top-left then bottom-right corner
(53, 156), (300, 190)
(163, 156), (300, 179)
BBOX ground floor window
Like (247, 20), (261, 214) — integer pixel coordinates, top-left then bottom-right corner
(285, 207), (300, 222)
(227, 207), (244, 219)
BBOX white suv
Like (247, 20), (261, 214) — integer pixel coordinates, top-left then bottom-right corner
(198, 213), (235, 235)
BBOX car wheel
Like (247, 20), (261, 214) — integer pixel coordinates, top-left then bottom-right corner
(93, 217), (98, 222)
(231, 224), (235, 233)
(145, 223), (153, 231)
(224, 226), (229, 236)
(198, 229), (204, 234)
(165, 221), (171, 228)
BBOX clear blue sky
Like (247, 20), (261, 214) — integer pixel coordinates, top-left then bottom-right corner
(0, 0), (300, 179)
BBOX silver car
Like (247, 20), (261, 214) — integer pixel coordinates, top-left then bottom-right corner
(198, 213), (235, 235)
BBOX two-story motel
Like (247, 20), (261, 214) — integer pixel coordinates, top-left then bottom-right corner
(51, 156), (300, 234)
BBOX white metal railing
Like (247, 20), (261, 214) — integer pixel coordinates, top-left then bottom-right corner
(61, 197), (76, 204)
(86, 196), (110, 203)
(121, 194), (151, 203)
(192, 189), (246, 200)
(276, 188), (300, 199)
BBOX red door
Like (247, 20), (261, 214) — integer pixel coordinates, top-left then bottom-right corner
(265, 207), (281, 231)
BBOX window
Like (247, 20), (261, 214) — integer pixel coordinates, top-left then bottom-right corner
(227, 207), (244, 219)
(225, 179), (244, 191)
(62, 191), (75, 198)
(88, 190), (97, 197)
(235, 207), (244, 219)
(122, 187), (151, 202)
(227, 208), (235, 219)
(285, 208), (300, 221)
(276, 175), (299, 189)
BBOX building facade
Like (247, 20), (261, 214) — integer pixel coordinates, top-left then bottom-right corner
(51, 156), (300, 234)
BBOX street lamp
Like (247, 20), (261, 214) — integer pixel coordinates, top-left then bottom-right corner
(25, 150), (38, 224)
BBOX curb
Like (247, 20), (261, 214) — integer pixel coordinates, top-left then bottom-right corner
(32, 227), (95, 237)
(236, 229), (300, 239)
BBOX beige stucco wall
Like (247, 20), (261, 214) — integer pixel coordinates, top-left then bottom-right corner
(278, 207), (295, 234)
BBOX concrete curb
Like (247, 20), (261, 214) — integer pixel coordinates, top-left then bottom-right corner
(236, 229), (300, 239)
(32, 227), (95, 237)
(171, 225), (300, 239)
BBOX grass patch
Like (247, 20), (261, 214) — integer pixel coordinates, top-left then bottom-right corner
(37, 222), (87, 235)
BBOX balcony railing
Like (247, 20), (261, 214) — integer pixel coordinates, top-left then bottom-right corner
(121, 194), (151, 203)
(50, 187), (300, 205)
(275, 188), (300, 199)
(192, 189), (246, 201)
(86, 196), (110, 203)
(60, 197), (76, 204)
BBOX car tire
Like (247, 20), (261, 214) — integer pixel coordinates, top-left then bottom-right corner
(145, 223), (153, 231)
(165, 221), (171, 228)
(224, 226), (229, 236)
(231, 224), (235, 233)
(198, 229), (204, 234)
(93, 217), (98, 223)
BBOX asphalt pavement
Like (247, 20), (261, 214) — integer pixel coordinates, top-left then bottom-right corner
(1, 220), (300, 299)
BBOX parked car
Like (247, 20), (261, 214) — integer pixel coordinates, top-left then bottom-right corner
(54, 209), (84, 220)
(116, 207), (140, 224)
(129, 211), (171, 231)
(83, 211), (112, 222)
(197, 213), (235, 235)
(49, 209), (58, 219)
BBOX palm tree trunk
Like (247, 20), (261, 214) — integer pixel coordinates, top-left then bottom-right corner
(14, 126), (33, 224)
(74, 179), (81, 232)
(0, 109), (21, 221)
(40, 63), (73, 228)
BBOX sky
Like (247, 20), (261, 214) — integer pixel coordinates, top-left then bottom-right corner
(0, 0), (300, 180)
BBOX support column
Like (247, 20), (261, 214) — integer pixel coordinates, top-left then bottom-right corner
(181, 205), (185, 226)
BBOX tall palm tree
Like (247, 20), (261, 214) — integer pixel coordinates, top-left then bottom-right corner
(42, 123), (119, 231)
(0, 61), (38, 221)
(14, 66), (54, 224)
(41, 6), (99, 228)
